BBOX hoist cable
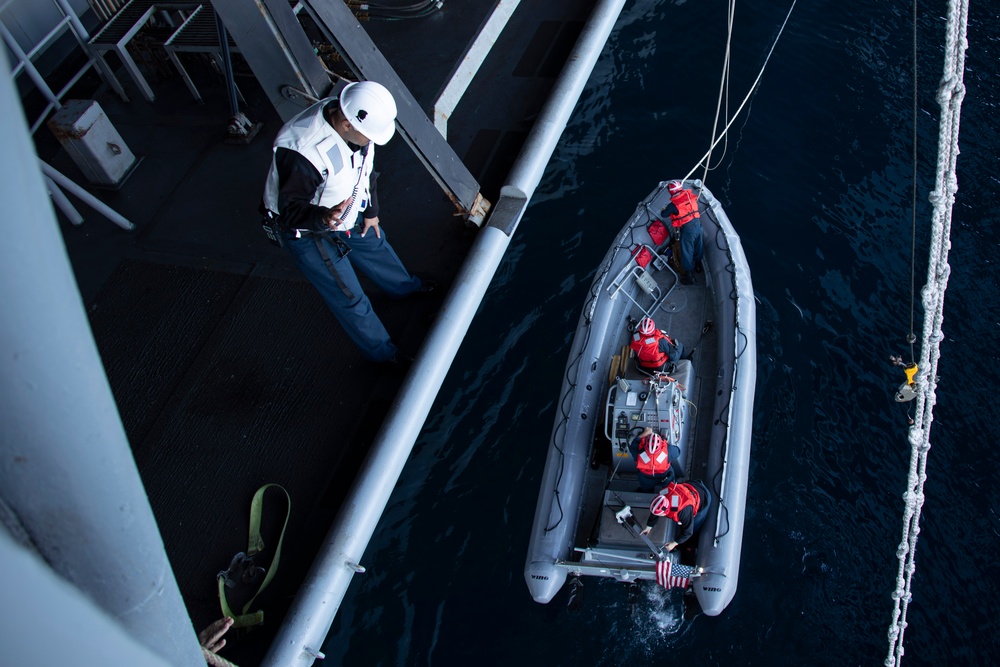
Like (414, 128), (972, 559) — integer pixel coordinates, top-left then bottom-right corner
(683, 0), (798, 187)
(698, 0), (736, 188)
(908, 0), (919, 363)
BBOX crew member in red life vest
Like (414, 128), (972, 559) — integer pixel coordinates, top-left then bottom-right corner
(630, 316), (685, 371)
(659, 180), (704, 285)
(628, 427), (683, 492)
(641, 480), (713, 551)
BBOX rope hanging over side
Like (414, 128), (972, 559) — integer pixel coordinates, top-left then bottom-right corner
(698, 0), (736, 187)
(885, 0), (969, 664)
(683, 0), (799, 189)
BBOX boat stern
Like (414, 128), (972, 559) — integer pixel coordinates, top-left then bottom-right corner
(693, 569), (738, 616)
(525, 559), (568, 603)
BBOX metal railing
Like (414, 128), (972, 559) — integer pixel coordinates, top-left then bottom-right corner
(88, 0), (128, 23)
(1, 0), (122, 132)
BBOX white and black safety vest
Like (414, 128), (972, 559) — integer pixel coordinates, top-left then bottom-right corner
(262, 99), (374, 232)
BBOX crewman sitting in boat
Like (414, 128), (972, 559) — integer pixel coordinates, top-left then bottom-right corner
(629, 426), (682, 492)
(630, 316), (685, 372)
(641, 480), (713, 551)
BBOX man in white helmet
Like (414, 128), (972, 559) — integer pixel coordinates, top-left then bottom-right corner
(262, 81), (428, 365)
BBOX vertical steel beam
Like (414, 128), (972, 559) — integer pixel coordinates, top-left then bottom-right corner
(0, 526), (174, 667)
(209, 0), (332, 121)
(262, 0), (627, 664)
(0, 51), (205, 667)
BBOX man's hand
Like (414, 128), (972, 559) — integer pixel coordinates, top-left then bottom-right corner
(360, 215), (381, 238)
(324, 200), (349, 229)
(198, 616), (234, 653)
(664, 541), (678, 552)
(640, 526), (652, 536)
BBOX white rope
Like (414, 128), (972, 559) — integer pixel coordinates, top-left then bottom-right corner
(885, 0), (969, 664)
(697, 0), (736, 187)
(683, 0), (799, 186)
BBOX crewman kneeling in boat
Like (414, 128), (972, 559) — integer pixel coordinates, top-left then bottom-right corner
(629, 426), (683, 492)
(641, 480), (713, 551)
(631, 316), (685, 371)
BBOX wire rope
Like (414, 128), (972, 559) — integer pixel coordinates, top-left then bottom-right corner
(698, 0), (736, 187)
(683, 0), (798, 188)
(907, 0), (919, 363)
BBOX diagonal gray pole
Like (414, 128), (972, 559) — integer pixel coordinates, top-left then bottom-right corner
(263, 0), (627, 663)
(0, 52), (205, 666)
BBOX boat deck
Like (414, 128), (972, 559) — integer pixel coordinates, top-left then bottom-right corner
(27, 0), (597, 662)
(572, 252), (719, 558)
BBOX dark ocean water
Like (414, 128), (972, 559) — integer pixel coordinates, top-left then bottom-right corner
(323, 0), (999, 664)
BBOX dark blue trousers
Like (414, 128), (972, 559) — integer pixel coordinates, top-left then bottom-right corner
(679, 218), (704, 273)
(284, 226), (421, 362)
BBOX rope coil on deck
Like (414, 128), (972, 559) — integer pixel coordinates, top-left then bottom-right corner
(885, 0), (969, 664)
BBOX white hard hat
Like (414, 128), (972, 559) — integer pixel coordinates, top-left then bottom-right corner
(638, 317), (656, 335)
(650, 493), (670, 517)
(339, 81), (397, 145)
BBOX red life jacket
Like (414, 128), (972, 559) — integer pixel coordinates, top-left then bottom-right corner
(667, 190), (700, 228)
(630, 330), (671, 368)
(659, 482), (700, 521)
(636, 441), (671, 476)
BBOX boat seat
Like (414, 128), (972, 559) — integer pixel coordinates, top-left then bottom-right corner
(630, 346), (690, 380)
(633, 354), (674, 378)
(669, 359), (694, 389)
(596, 490), (674, 547)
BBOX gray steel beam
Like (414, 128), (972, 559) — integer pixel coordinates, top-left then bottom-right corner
(209, 0), (332, 121)
(301, 0), (489, 223)
(262, 0), (626, 663)
(0, 50), (205, 667)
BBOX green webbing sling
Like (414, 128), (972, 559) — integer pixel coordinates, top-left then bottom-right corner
(217, 484), (291, 628)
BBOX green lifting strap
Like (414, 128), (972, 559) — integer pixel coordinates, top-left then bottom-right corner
(217, 484), (291, 628)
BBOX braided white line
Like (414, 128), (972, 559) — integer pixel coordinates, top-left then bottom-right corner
(885, 1), (969, 665)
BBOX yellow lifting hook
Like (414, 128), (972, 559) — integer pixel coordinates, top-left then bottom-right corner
(890, 355), (918, 403)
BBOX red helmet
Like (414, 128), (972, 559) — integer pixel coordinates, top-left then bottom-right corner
(642, 433), (664, 455)
(667, 180), (683, 194)
(638, 317), (656, 335)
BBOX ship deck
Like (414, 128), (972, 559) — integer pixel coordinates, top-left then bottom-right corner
(27, 0), (598, 663)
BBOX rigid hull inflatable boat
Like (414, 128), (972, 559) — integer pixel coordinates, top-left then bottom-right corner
(524, 180), (756, 616)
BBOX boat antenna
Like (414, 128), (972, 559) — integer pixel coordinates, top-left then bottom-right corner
(682, 0), (800, 193)
(885, 0), (969, 663)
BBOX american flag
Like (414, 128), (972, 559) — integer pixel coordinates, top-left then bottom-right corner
(656, 559), (693, 589)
